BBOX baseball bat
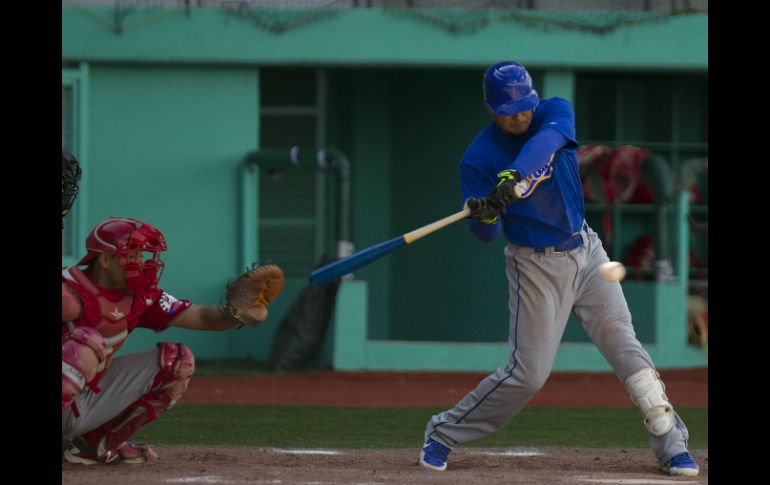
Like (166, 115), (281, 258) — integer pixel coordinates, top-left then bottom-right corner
(309, 207), (471, 286)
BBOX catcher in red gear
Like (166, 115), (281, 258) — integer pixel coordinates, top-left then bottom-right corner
(61, 217), (284, 465)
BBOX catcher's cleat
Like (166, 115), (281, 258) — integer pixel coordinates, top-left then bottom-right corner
(660, 451), (699, 477)
(61, 438), (72, 462)
(115, 441), (159, 464)
(63, 437), (158, 465)
(419, 438), (451, 471)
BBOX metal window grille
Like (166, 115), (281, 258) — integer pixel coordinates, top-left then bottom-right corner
(62, 82), (77, 258)
(258, 68), (327, 277)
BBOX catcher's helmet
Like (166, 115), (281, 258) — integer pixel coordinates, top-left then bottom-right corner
(483, 61), (540, 116)
(62, 149), (82, 224)
(77, 217), (167, 291)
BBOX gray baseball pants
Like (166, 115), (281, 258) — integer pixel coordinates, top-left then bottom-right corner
(425, 224), (691, 464)
(63, 347), (161, 439)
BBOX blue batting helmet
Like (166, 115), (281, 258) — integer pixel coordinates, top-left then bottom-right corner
(483, 61), (540, 116)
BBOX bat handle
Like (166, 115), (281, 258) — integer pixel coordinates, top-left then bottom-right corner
(403, 208), (471, 244)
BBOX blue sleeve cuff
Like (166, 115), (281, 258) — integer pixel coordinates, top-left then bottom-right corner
(470, 219), (501, 242)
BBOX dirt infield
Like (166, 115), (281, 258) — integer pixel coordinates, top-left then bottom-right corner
(61, 368), (708, 484)
(62, 447), (708, 484)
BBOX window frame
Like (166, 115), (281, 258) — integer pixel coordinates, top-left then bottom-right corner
(574, 71), (708, 279)
(257, 68), (328, 277)
(62, 63), (90, 267)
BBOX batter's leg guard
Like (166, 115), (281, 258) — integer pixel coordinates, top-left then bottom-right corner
(67, 343), (195, 464)
(624, 368), (676, 437)
(62, 327), (106, 413)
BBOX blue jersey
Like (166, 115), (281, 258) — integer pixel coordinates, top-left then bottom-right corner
(460, 97), (584, 247)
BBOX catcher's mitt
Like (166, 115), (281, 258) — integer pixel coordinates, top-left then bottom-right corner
(223, 263), (285, 327)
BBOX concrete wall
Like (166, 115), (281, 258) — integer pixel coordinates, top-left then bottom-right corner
(63, 6), (707, 368)
(63, 7), (707, 68)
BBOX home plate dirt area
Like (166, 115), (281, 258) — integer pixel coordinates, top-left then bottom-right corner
(62, 446), (708, 485)
(62, 368), (708, 484)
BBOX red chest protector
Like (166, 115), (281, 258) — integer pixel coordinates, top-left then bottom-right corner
(62, 267), (140, 373)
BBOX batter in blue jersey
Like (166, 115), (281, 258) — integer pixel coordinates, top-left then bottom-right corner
(461, 96), (584, 247)
(418, 61), (700, 478)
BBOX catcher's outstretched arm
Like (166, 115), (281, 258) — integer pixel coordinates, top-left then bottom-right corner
(169, 304), (248, 331)
(170, 263), (284, 330)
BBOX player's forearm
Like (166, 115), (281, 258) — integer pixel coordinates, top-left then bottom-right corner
(170, 304), (241, 331)
(201, 305), (243, 331)
(507, 128), (567, 177)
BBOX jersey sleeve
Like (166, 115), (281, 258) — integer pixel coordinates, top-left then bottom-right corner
(461, 155), (502, 242)
(507, 98), (577, 178)
(136, 289), (192, 332)
(538, 97), (577, 145)
(469, 219), (501, 242)
(510, 128), (568, 178)
(461, 155), (496, 199)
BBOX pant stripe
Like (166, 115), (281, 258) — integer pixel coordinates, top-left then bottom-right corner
(430, 252), (522, 436)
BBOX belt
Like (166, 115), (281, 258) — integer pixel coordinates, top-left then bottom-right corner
(533, 223), (588, 254)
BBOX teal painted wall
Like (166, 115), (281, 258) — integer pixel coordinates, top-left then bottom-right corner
(63, 6), (707, 367)
(389, 68), (506, 341)
(85, 65), (259, 357)
(62, 8), (707, 69)
(328, 70), (395, 340)
(325, 68), (510, 342)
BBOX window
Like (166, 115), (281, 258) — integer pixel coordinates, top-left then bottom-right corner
(62, 64), (89, 265)
(575, 72), (708, 282)
(258, 68), (328, 277)
(575, 72), (708, 173)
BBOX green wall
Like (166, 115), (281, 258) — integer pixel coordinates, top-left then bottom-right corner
(325, 68), (511, 342)
(389, 68), (505, 341)
(86, 65), (259, 357)
(63, 6), (707, 368)
(328, 70), (396, 340)
(62, 7), (706, 69)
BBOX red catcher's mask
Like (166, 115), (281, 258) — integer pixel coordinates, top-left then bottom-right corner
(77, 217), (167, 292)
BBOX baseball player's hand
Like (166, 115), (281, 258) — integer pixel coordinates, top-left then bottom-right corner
(465, 197), (502, 224)
(490, 169), (523, 206)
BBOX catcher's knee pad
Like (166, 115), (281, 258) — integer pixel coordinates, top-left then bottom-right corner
(624, 367), (675, 436)
(152, 342), (195, 406)
(78, 344), (195, 452)
(62, 327), (106, 412)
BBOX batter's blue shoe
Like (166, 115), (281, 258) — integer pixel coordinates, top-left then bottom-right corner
(419, 438), (451, 471)
(660, 451), (699, 477)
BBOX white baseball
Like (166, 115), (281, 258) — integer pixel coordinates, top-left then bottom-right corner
(599, 261), (626, 282)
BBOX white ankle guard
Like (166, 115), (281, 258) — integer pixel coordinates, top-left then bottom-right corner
(624, 368), (675, 437)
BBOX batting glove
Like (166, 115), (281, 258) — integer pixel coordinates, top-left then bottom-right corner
(466, 196), (501, 224)
(490, 169), (523, 207)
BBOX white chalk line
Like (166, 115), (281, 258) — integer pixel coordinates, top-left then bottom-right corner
(163, 449), (346, 484)
(269, 447), (545, 457)
(166, 478), (282, 484)
(294, 483), (385, 485)
(470, 449), (546, 457)
(165, 477), (235, 484)
(267, 448), (345, 455)
(575, 479), (701, 484)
